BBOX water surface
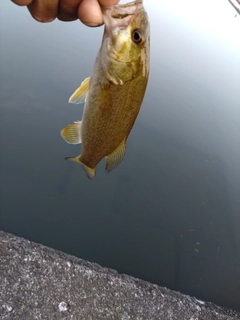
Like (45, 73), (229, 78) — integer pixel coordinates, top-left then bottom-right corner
(0, 0), (240, 311)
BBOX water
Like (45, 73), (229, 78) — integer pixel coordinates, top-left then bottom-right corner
(1, 0), (240, 312)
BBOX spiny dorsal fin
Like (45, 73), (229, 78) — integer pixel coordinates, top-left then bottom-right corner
(105, 139), (126, 173)
(60, 120), (82, 144)
(69, 77), (90, 104)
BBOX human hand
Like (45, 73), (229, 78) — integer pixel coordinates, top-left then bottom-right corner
(12, 0), (120, 26)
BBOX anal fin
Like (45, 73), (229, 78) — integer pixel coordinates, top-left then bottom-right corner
(105, 139), (126, 174)
(69, 77), (90, 104)
(60, 120), (82, 144)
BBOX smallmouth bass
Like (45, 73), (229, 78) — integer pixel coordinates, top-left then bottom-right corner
(61, 0), (150, 179)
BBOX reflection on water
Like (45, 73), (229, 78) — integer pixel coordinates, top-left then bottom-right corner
(1, 0), (240, 312)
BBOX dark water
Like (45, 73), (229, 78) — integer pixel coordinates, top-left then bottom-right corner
(1, 0), (240, 312)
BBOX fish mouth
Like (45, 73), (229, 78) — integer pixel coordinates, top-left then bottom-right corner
(105, 0), (143, 17)
(102, 0), (144, 31)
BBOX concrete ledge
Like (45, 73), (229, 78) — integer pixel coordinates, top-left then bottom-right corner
(0, 231), (239, 320)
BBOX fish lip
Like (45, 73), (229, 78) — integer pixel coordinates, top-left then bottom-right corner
(102, 0), (144, 29)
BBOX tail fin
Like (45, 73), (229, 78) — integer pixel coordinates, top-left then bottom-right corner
(65, 156), (96, 179)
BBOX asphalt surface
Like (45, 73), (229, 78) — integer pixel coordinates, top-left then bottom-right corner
(1, 231), (239, 320)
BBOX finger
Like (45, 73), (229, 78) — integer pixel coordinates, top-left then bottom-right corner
(78, 0), (119, 27)
(78, 0), (103, 27)
(58, 0), (83, 22)
(11, 0), (33, 5)
(27, 0), (59, 22)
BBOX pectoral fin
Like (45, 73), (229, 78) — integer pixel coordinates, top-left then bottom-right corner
(65, 156), (96, 179)
(105, 139), (126, 173)
(69, 77), (90, 104)
(60, 121), (82, 144)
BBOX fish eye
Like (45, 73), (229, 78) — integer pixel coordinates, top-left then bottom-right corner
(132, 29), (142, 44)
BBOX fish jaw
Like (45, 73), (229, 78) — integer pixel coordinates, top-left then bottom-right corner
(102, 1), (144, 32)
(101, 0), (150, 84)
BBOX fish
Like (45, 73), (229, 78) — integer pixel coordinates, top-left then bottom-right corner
(60, 0), (150, 179)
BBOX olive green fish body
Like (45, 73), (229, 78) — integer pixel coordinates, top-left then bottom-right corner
(80, 55), (148, 169)
(61, 0), (150, 179)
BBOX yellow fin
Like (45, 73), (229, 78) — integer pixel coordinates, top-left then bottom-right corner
(65, 156), (96, 179)
(60, 121), (82, 144)
(69, 77), (90, 104)
(105, 139), (126, 174)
